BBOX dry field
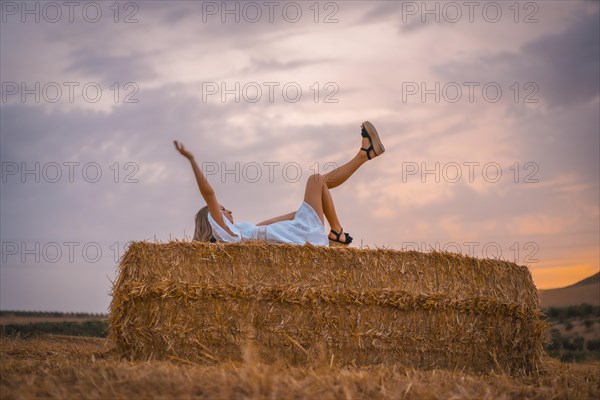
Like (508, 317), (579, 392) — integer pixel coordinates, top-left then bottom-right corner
(1, 335), (599, 399)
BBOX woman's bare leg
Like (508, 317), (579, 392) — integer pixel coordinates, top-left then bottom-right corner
(322, 183), (342, 234)
(303, 173), (326, 223)
(322, 136), (371, 189)
(303, 173), (347, 242)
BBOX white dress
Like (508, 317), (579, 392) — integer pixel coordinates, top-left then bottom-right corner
(207, 201), (329, 246)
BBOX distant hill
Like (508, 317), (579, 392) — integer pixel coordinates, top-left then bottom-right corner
(539, 273), (600, 308)
(567, 272), (600, 288)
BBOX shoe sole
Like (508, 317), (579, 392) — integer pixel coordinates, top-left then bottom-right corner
(362, 121), (385, 157)
(329, 240), (349, 247)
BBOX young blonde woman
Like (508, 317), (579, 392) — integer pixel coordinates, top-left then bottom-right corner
(174, 121), (385, 246)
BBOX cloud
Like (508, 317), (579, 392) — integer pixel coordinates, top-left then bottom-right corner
(519, 8), (600, 108)
(239, 57), (336, 74)
(433, 8), (600, 108)
(357, 1), (443, 33)
(65, 48), (158, 83)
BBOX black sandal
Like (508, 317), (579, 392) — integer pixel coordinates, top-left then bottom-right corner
(329, 228), (353, 246)
(360, 121), (385, 160)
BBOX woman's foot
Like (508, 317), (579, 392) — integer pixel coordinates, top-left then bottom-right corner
(360, 121), (385, 160)
(329, 227), (353, 246)
(360, 136), (373, 161)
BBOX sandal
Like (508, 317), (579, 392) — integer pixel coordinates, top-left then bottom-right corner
(329, 228), (353, 246)
(361, 121), (385, 160)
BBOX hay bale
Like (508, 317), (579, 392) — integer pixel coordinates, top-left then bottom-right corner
(109, 241), (546, 373)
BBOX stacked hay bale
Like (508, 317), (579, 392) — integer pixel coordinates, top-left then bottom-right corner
(109, 241), (546, 373)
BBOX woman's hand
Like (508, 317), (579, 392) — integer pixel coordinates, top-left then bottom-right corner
(174, 140), (194, 160)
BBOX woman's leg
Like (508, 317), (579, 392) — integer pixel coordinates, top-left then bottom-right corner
(303, 173), (347, 241)
(322, 136), (372, 189)
(303, 173), (326, 223)
(322, 183), (342, 233)
(303, 127), (383, 242)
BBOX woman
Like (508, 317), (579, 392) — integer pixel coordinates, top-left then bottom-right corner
(174, 121), (385, 246)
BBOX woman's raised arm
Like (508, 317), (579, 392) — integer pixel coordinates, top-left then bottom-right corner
(173, 140), (230, 233)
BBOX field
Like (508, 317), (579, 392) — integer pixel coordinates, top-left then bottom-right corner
(544, 305), (600, 363)
(0, 335), (598, 399)
(2, 244), (598, 399)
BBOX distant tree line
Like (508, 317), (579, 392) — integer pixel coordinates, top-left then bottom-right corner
(542, 304), (600, 322)
(0, 311), (108, 338)
(0, 310), (108, 318)
(1, 321), (108, 338)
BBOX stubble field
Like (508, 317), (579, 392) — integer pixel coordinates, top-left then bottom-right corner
(1, 335), (598, 400)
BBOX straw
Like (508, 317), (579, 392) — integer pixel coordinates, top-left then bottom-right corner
(109, 241), (546, 374)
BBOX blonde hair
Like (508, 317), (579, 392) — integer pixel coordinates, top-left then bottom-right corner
(193, 206), (216, 242)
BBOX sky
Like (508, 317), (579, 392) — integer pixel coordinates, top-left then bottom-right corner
(1, 0), (598, 313)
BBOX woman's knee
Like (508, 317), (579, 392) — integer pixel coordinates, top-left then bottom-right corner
(304, 173), (325, 219)
(304, 173), (325, 203)
(307, 173), (325, 185)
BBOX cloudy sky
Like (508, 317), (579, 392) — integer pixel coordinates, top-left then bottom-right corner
(1, 0), (598, 313)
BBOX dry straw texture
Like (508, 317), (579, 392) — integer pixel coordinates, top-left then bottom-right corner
(3, 336), (599, 399)
(109, 241), (546, 374)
